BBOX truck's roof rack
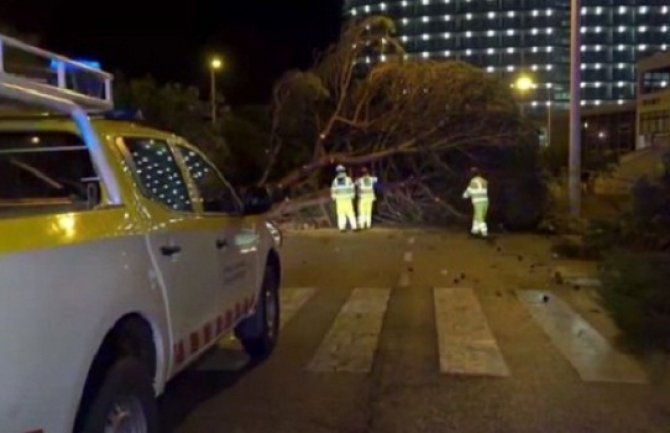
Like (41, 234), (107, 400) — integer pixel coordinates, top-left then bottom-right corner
(0, 33), (122, 205)
(0, 33), (113, 113)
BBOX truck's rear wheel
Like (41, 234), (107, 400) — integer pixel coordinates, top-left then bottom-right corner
(236, 265), (280, 360)
(79, 358), (158, 433)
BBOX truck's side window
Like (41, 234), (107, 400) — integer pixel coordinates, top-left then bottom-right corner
(124, 138), (192, 212)
(177, 146), (241, 214)
(0, 132), (100, 218)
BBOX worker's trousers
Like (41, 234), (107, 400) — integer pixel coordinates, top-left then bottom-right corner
(335, 199), (357, 231)
(471, 200), (489, 237)
(357, 197), (375, 229)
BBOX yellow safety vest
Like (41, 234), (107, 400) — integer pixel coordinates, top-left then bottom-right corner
(331, 175), (355, 200)
(463, 176), (489, 204)
(356, 175), (378, 199)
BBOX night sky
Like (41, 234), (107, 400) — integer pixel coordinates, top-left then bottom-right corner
(0, 0), (344, 104)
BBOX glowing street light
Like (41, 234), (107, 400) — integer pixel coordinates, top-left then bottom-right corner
(513, 75), (536, 92)
(511, 74), (536, 115)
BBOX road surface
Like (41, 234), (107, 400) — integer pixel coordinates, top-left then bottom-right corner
(162, 229), (670, 433)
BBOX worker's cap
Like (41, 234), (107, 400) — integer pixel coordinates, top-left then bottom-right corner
(336, 164), (346, 173)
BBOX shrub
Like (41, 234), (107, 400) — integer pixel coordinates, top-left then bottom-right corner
(599, 250), (670, 352)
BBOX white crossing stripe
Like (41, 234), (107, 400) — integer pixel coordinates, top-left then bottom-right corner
(434, 288), (510, 377)
(280, 288), (317, 329)
(307, 288), (391, 373)
(518, 290), (647, 384)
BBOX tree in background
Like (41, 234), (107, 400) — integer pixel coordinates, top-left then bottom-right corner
(114, 76), (228, 166)
(263, 16), (543, 229)
(115, 75), (276, 187)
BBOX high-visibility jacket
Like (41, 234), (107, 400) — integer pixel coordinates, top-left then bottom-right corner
(463, 176), (489, 204)
(331, 175), (355, 200)
(356, 175), (378, 200)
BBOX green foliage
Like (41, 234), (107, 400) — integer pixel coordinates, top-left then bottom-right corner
(220, 106), (272, 185)
(541, 137), (619, 179)
(584, 176), (670, 254)
(114, 75), (229, 173)
(599, 250), (670, 352)
(494, 143), (549, 231)
(585, 171), (670, 352)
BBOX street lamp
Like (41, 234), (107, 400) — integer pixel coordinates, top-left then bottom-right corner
(511, 74), (536, 116)
(514, 75), (535, 92)
(209, 56), (223, 125)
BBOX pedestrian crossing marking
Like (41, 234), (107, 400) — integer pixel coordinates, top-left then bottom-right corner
(306, 288), (391, 373)
(280, 288), (317, 329)
(245, 286), (649, 385)
(518, 290), (647, 384)
(434, 288), (510, 377)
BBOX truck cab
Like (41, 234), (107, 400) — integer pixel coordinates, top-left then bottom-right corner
(0, 33), (282, 433)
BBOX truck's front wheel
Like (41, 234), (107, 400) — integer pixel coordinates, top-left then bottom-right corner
(79, 358), (158, 433)
(235, 265), (280, 360)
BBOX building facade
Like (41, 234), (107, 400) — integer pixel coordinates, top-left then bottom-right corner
(345, 0), (670, 113)
(637, 51), (670, 148)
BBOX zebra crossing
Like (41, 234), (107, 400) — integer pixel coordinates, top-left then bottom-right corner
(434, 287), (510, 377)
(280, 286), (648, 384)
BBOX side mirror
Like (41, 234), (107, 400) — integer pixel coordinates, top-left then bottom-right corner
(242, 186), (273, 215)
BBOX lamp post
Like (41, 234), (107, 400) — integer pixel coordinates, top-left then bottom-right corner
(547, 84), (553, 147)
(210, 57), (223, 125)
(569, 0), (582, 216)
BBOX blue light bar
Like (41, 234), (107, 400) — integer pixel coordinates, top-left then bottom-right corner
(49, 59), (102, 71)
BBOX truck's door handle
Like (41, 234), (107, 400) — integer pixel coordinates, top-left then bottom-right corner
(216, 239), (228, 250)
(160, 245), (182, 256)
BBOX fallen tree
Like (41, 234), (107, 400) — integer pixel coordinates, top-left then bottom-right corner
(263, 16), (546, 229)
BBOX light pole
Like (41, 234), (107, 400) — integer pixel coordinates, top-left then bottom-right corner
(569, 0), (582, 216)
(546, 84), (553, 147)
(209, 57), (223, 126)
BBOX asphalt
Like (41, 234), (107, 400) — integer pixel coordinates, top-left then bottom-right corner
(162, 228), (670, 433)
